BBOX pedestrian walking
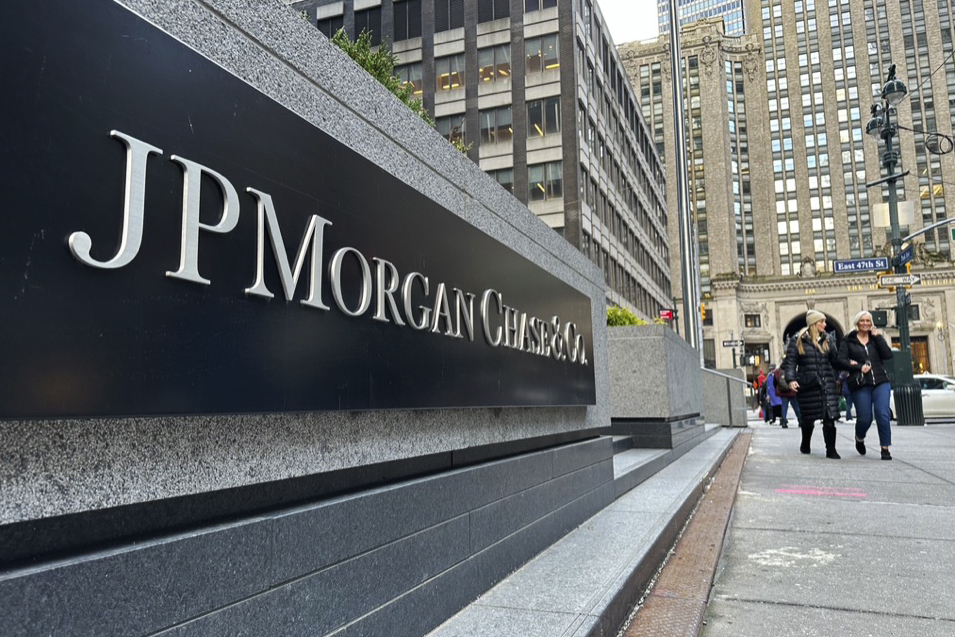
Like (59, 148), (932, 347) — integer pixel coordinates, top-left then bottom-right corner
(837, 310), (894, 460)
(783, 310), (845, 459)
(774, 356), (800, 428)
(765, 366), (782, 425)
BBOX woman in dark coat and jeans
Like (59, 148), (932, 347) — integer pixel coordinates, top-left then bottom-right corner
(784, 310), (845, 458)
(837, 310), (894, 460)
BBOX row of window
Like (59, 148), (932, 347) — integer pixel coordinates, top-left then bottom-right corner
(394, 35), (558, 95)
(432, 97), (560, 146)
(317, 0), (557, 45)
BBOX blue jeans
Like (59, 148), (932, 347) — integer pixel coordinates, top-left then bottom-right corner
(843, 389), (854, 419)
(852, 382), (892, 447)
(781, 396), (801, 425)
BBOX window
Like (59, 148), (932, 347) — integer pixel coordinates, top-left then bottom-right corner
(702, 308), (713, 326)
(436, 54), (465, 90)
(488, 168), (513, 193)
(435, 0), (464, 32)
(478, 0), (510, 23)
(395, 63), (423, 95)
(525, 0), (557, 12)
(744, 314), (761, 328)
(354, 7), (382, 46)
(480, 106), (513, 143)
(478, 44), (511, 83)
(393, 0), (421, 41)
(528, 161), (563, 201)
(435, 114), (466, 145)
(525, 34), (559, 74)
(527, 97), (561, 137)
(317, 14), (344, 38)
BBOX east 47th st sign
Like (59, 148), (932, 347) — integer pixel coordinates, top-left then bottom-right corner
(833, 257), (890, 273)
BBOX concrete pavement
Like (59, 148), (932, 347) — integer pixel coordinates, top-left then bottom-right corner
(701, 413), (955, 636)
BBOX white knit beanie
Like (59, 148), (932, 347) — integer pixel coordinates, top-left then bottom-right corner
(806, 309), (825, 325)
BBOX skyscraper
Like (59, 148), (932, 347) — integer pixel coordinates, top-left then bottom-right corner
(621, 0), (955, 378)
(292, 0), (674, 322)
(657, 0), (746, 37)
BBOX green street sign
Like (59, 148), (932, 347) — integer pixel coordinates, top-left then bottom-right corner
(951, 226), (955, 241)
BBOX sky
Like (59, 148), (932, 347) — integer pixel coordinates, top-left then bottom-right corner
(598, 0), (661, 45)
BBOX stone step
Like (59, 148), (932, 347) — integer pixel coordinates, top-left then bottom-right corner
(425, 427), (739, 637)
(612, 423), (721, 499)
(611, 435), (635, 454)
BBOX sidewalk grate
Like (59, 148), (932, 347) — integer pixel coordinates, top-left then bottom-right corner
(621, 432), (751, 637)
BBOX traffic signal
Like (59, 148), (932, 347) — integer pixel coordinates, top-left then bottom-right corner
(700, 304), (706, 322)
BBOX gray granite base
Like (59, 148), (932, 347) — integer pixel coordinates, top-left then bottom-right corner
(611, 416), (706, 449)
(0, 437), (614, 637)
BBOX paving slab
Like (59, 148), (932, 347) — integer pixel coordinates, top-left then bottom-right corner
(703, 424), (955, 637)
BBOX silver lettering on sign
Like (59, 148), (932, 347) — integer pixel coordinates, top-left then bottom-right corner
(372, 258), (405, 325)
(551, 316), (566, 360)
(564, 322), (578, 363)
(401, 271), (430, 330)
(330, 247), (372, 317)
(538, 318), (551, 357)
(452, 289), (475, 341)
(528, 318), (541, 355)
(480, 289), (503, 346)
(167, 155), (240, 285)
(429, 282), (454, 336)
(68, 130), (162, 269)
(514, 312), (528, 352)
(244, 188), (331, 310)
(503, 306), (520, 349)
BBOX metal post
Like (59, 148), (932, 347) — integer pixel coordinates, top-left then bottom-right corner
(867, 64), (923, 425)
(666, 0), (702, 355)
(882, 104), (910, 351)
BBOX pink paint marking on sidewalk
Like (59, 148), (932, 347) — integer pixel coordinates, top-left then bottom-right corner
(774, 485), (867, 498)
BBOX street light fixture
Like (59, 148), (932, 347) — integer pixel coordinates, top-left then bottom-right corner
(865, 63), (923, 425)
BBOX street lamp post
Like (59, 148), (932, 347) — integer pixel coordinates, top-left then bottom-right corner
(865, 63), (924, 425)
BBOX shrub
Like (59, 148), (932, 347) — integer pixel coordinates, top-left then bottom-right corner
(331, 29), (433, 126)
(606, 306), (647, 327)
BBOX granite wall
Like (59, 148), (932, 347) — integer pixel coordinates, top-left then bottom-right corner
(0, 1), (611, 634)
(702, 368), (748, 428)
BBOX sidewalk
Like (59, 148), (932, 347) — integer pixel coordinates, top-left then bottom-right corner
(701, 418), (955, 636)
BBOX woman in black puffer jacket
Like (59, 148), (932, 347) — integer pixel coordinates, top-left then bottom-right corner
(783, 310), (846, 458)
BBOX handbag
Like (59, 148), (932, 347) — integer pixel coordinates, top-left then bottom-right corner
(773, 367), (794, 396)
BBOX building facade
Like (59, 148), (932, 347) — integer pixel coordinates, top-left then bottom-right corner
(657, 0), (747, 37)
(292, 0), (674, 321)
(622, 0), (955, 379)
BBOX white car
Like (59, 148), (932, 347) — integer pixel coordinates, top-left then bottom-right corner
(890, 374), (955, 419)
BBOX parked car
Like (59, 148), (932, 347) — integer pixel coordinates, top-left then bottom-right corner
(890, 374), (955, 419)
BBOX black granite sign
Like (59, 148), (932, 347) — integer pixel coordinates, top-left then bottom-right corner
(0, 0), (596, 418)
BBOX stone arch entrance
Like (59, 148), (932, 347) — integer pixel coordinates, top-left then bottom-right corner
(782, 311), (845, 350)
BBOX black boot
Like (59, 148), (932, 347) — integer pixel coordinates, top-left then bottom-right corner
(823, 423), (840, 459)
(800, 424), (814, 454)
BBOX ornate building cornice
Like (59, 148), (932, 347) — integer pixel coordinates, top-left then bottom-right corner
(711, 267), (955, 295)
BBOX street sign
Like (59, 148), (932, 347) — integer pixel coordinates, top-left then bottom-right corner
(722, 339), (744, 348)
(895, 244), (914, 267)
(833, 257), (890, 273)
(659, 309), (674, 320)
(878, 273), (922, 287)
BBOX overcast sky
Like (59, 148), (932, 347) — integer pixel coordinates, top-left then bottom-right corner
(598, 0), (660, 45)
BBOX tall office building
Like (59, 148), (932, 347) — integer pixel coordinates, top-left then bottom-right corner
(622, 0), (955, 378)
(291, 0), (673, 321)
(657, 0), (746, 37)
